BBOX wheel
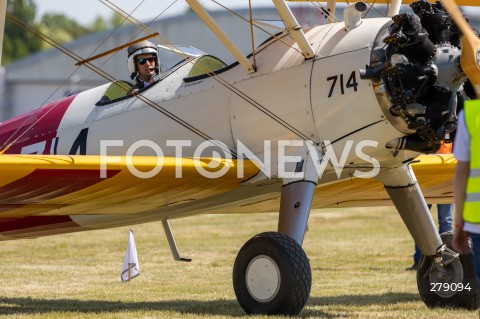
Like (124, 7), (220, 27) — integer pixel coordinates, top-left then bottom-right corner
(232, 232), (311, 315)
(417, 231), (480, 309)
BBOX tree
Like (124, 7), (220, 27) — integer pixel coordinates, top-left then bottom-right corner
(38, 13), (89, 48)
(3, 1), (126, 65)
(38, 13), (116, 49)
(110, 13), (125, 28)
(3, 0), (43, 65)
(90, 15), (108, 33)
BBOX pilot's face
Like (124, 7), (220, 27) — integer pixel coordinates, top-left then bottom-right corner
(136, 54), (157, 82)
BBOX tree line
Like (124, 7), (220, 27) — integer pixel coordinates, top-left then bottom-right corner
(3, 0), (123, 65)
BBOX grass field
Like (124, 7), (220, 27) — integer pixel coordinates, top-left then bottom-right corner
(0, 207), (477, 318)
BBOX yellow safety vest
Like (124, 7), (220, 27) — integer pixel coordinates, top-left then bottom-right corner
(463, 100), (480, 223)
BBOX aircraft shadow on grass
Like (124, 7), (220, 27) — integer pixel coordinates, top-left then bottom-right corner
(0, 292), (419, 317)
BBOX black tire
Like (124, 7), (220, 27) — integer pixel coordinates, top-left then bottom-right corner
(417, 231), (480, 309)
(232, 232), (311, 315)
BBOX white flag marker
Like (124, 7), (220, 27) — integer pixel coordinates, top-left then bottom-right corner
(121, 229), (140, 281)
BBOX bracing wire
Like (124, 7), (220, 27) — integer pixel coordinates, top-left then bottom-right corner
(2, 0), (323, 153)
(3, 12), (237, 157)
(248, 0), (257, 70)
(209, 0), (304, 54)
(102, 0), (312, 141)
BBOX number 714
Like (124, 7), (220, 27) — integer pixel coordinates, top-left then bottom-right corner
(327, 71), (358, 98)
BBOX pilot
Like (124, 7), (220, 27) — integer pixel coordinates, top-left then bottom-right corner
(127, 40), (160, 90)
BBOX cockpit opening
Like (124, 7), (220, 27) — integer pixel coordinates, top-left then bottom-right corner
(96, 45), (230, 106)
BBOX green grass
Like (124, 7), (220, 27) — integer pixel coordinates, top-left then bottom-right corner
(0, 207), (477, 318)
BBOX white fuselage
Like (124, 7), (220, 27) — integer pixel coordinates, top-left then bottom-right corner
(12, 18), (414, 182)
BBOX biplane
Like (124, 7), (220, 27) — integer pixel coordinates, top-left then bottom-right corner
(0, 0), (479, 315)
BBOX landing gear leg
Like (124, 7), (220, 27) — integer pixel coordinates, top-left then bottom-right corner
(376, 164), (479, 309)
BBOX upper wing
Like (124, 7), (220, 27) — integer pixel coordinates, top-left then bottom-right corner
(287, 0), (477, 5)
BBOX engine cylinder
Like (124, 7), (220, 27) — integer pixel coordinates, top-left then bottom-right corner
(361, 0), (468, 152)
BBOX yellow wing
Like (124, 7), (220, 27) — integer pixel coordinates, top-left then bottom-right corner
(0, 155), (260, 218)
(0, 154), (454, 239)
(311, 154), (455, 208)
(0, 155), (263, 239)
(287, 0), (476, 5)
(225, 154), (456, 212)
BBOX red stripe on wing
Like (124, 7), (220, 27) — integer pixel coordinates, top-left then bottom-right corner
(0, 167), (121, 239)
(0, 169), (120, 204)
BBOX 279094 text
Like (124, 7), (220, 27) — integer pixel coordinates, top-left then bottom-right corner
(430, 283), (471, 292)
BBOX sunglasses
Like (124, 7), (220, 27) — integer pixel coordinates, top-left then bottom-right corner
(137, 57), (156, 65)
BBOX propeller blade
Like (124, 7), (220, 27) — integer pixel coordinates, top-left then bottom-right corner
(440, 0), (480, 97)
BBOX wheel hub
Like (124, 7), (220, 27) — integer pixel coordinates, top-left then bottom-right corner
(429, 257), (464, 298)
(245, 255), (281, 302)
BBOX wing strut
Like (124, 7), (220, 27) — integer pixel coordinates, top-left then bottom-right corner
(327, 0), (336, 23)
(0, 0), (7, 67)
(162, 220), (192, 262)
(387, 0), (402, 17)
(272, 0), (314, 59)
(185, 0), (255, 73)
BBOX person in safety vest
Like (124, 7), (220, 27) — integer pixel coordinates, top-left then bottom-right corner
(453, 99), (480, 282)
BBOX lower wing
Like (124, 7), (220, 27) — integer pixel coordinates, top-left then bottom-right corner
(0, 154), (454, 239)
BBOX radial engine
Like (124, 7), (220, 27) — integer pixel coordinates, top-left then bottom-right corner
(361, 0), (476, 153)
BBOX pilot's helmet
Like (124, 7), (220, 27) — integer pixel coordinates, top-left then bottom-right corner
(127, 40), (159, 80)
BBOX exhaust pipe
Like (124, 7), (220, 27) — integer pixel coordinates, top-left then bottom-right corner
(386, 137), (440, 154)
